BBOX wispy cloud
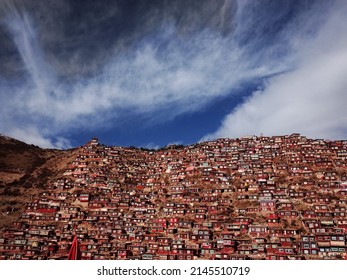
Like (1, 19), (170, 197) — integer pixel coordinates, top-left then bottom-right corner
(5, 126), (71, 149)
(140, 142), (161, 150)
(205, 0), (347, 141)
(0, 0), (343, 148)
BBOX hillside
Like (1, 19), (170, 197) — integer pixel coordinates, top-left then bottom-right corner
(0, 135), (77, 228)
(0, 134), (347, 260)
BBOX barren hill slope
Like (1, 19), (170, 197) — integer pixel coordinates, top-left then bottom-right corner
(0, 135), (77, 228)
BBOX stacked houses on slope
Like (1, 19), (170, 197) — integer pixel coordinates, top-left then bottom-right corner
(1, 134), (347, 260)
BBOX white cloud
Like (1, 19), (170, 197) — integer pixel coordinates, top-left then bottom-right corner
(5, 126), (71, 149)
(1, 3), (282, 147)
(205, 1), (347, 141)
(141, 142), (161, 150)
(1, 1), (343, 147)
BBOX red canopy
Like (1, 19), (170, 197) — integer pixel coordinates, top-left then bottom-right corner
(67, 235), (81, 260)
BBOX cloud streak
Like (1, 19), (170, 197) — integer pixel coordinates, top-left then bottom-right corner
(0, 0), (344, 148)
(206, 0), (347, 141)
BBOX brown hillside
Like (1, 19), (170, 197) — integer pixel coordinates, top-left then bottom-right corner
(0, 135), (77, 228)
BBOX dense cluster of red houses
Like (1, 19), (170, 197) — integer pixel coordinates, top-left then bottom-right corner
(1, 133), (347, 260)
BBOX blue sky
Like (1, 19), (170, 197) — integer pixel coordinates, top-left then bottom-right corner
(1, 0), (347, 149)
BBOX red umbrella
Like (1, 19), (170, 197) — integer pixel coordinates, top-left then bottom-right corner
(67, 235), (81, 260)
